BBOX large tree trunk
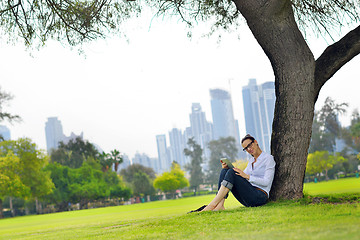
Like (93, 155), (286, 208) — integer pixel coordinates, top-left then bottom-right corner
(236, 0), (315, 199)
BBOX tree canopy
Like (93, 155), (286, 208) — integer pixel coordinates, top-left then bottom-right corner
(50, 137), (99, 168)
(153, 162), (189, 194)
(0, 87), (21, 125)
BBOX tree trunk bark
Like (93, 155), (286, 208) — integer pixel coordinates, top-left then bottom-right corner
(0, 199), (3, 219)
(236, 0), (315, 200)
(10, 197), (15, 217)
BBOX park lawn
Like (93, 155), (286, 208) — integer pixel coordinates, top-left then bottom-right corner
(304, 177), (360, 195)
(0, 178), (359, 240)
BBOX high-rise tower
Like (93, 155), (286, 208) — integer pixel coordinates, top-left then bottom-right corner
(189, 103), (213, 159)
(156, 134), (170, 172)
(210, 89), (240, 147)
(45, 117), (65, 153)
(242, 79), (275, 153)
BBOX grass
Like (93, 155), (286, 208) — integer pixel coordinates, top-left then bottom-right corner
(0, 177), (359, 240)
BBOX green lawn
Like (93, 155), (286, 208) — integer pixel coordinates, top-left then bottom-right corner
(1, 178), (359, 240)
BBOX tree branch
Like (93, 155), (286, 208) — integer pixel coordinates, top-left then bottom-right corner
(314, 25), (360, 102)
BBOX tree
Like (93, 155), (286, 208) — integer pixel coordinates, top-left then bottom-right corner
(3, 1), (360, 200)
(306, 151), (346, 180)
(109, 149), (123, 173)
(131, 172), (156, 197)
(0, 87), (21, 124)
(0, 152), (30, 218)
(0, 139), (54, 214)
(119, 164), (156, 198)
(184, 137), (204, 195)
(309, 97), (348, 153)
(154, 162), (189, 197)
(99, 152), (112, 172)
(50, 137), (99, 168)
(120, 164), (156, 183)
(207, 137), (238, 186)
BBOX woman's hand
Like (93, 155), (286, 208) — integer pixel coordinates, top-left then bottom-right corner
(233, 167), (250, 180)
(220, 160), (229, 169)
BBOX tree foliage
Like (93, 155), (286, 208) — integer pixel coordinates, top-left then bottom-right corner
(0, 87), (21, 125)
(309, 97), (348, 153)
(0, 139), (54, 203)
(153, 162), (189, 194)
(306, 151), (346, 180)
(50, 137), (99, 168)
(44, 159), (131, 210)
(0, 152), (29, 218)
(120, 163), (156, 197)
(207, 136), (238, 185)
(184, 137), (204, 193)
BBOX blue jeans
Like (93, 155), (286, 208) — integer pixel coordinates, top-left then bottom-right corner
(218, 168), (268, 207)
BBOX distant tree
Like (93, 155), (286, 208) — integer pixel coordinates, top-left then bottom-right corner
(309, 97), (348, 153)
(184, 137), (204, 195)
(154, 162), (189, 198)
(45, 158), (131, 210)
(99, 152), (112, 172)
(120, 164), (156, 183)
(306, 151), (346, 180)
(0, 87), (21, 124)
(68, 164), (108, 209)
(50, 137), (99, 168)
(0, 152), (30, 218)
(131, 172), (155, 197)
(120, 164), (156, 198)
(110, 149), (123, 172)
(0, 139), (54, 214)
(207, 137), (238, 186)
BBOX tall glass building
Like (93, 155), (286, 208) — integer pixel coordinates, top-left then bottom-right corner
(210, 89), (241, 153)
(168, 128), (186, 168)
(156, 134), (170, 172)
(242, 79), (275, 153)
(189, 103), (213, 159)
(45, 117), (65, 153)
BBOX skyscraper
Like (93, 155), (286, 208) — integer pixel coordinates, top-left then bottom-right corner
(0, 125), (11, 140)
(168, 128), (186, 168)
(189, 103), (213, 159)
(242, 79), (276, 153)
(210, 89), (241, 149)
(45, 117), (65, 153)
(156, 134), (170, 172)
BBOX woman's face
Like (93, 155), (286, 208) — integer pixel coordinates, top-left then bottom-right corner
(242, 139), (259, 155)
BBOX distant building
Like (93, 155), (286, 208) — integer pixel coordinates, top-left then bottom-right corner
(132, 152), (159, 173)
(242, 79), (275, 153)
(188, 103), (213, 160)
(210, 88), (241, 156)
(45, 117), (84, 153)
(0, 125), (11, 141)
(156, 134), (170, 173)
(45, 117), (65, 153)
(168, 128), (186, 168)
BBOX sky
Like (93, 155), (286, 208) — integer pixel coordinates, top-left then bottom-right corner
(1, 11), (359, 159)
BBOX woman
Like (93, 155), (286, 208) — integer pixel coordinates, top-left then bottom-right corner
(201, 134), (276, 211)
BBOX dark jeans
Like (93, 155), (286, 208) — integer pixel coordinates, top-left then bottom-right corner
(218, 168), (268, 207)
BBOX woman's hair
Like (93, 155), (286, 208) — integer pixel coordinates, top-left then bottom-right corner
(241, 134), (255, 143)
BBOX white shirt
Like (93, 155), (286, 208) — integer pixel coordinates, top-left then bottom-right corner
(243, 152), (276, 197)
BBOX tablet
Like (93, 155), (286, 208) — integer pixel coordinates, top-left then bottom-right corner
(220, 158), (234, 169)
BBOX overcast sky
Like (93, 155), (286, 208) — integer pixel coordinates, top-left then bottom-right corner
(1, 12), (359, 158)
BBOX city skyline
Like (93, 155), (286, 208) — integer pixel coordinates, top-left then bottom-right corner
(1, 14), (359, 158)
